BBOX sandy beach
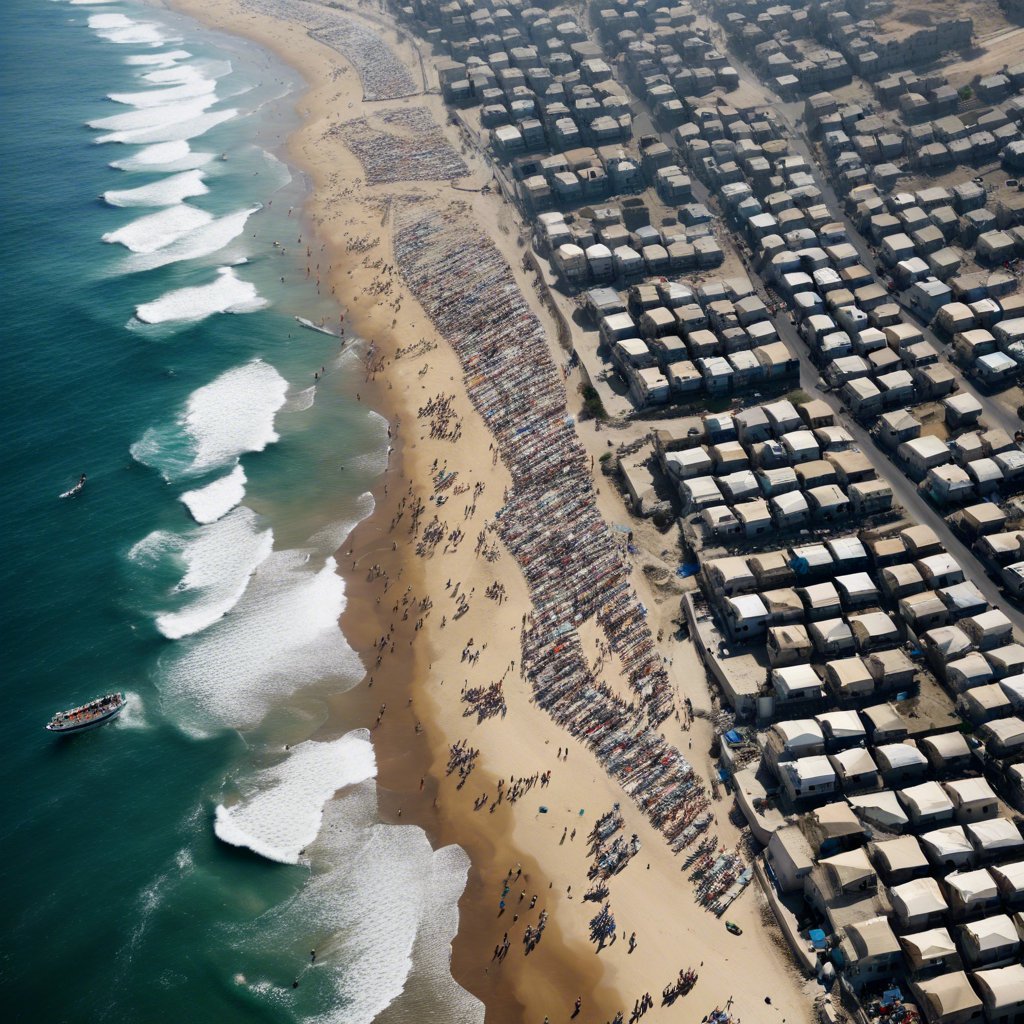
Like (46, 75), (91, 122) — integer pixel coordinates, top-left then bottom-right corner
(164, 0), (818, 1020)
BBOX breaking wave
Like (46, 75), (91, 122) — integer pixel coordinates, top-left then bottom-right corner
(214, 732), (377, 864)
(133, 266), (267, 326)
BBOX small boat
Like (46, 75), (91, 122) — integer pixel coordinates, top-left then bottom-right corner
(725, 921), (742, 936)
(294, 316), (338, 337)
(59, 473), (87, 500)
(46, 693), (126, 734)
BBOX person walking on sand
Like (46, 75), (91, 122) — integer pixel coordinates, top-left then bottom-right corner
(572, 996), (582, 1018)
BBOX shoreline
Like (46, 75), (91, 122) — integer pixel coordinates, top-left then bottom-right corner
(163, 0), (606, 1018)
(162, 2), (818, 1022)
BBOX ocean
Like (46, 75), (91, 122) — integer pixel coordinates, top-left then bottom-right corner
(0, 2), (482, 1021)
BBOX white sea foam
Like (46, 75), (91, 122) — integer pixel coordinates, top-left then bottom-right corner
(103, 204), (212, 253)
(108, 78), (217, 108)
(128, 206), (258, 272)
(124, 50), (192, 67)
(144, 57), (233, 83)
(180, 465), (247, 524)
(110, 140), (214, 172)
(284, 384), (316, 413)
(159, 552), (360, 728)
(307, 492), (376, 553)
(112, 690), (149, 730)
(103, 169), (208, 208)
(89, 13), (168, 46)
(236, 784), (484, 1024)
(95, 107), (237, 146)
(131, 506), (273, 639)
(214, 732), (377, 864)
(133, 267), (267, 326)
(89, 96), (216, 134)
(131, 359), (287, 480)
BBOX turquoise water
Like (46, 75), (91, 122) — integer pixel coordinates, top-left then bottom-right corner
(2, 3), (480, 1022)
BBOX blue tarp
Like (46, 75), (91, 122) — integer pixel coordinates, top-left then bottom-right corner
(809, 929), (827, 950)
(724, 729), (742, 744)
(676, 562), (700, 577)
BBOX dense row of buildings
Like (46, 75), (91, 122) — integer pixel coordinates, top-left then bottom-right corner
(394, 0), (1024, 1019)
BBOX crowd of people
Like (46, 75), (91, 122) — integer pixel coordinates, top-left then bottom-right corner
(331, 106), (469, 184)
(446, 738), (479, 788)
(240, 0), (418, 101)
(392, 198), (728, 885)
(461, 680), (506, 723)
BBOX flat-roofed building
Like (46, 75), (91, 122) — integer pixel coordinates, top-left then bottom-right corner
(764, 824), (815, 894)
(990, 861), (1024, 909)
(981, 717), (1024, 757)
(851, 611), (900, 651)
(862, 702), (908, 743)
(866, 648), (918, 692)
(766, 623), (813, 667)
(780, 754), (836, 803)
(772, 663), (823, 703)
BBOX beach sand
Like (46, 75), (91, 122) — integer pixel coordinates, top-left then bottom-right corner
(166, 1), (819, 1020)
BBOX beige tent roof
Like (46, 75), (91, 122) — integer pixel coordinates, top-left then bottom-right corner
(899, 781), (953, 818)
(891, 876), (947, 918)
(900, 927), (956, 965)
(862, 703), (905, 735)
(945, 867), (997, 904)
(774, 718), (824, 749)
(920, 825), (973, 860)
(849, 790), (909, 832)
(967, 818), (1024, 852)
(813, 801), (863, 837)
(875, 741), (927, 772)
(921, 732), (970, 759)
(816, 709), (865, 738)
(821, 848), (875, 890)
(829, 747), (877, 779)
(963, 914), (1019, 952)
(973, 963), (1024, 1010)
(915, 972), (983, 1017)
(873, 835), (927, 874)
(944, 777), (997, 807)
(845, 915), (900, 959)
(990, 860), (1024, 894)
